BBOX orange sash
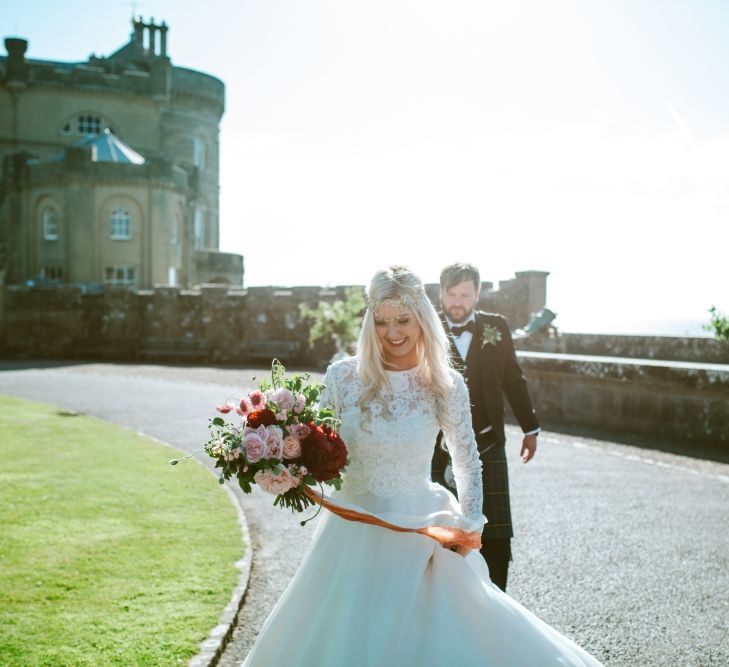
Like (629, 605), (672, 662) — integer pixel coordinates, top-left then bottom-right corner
(302, 486), (481, 550)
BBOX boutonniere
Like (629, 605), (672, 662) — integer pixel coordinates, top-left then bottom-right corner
(480, 324), (502, 348)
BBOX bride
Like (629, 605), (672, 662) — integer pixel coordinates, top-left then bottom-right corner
(242, 266), (603, 666)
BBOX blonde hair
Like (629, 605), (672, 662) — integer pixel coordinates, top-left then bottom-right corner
(357, 266), (455, 429)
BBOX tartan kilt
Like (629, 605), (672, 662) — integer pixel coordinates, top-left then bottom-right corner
(479, 444), (513, 540)
(431, 435), (513, 540)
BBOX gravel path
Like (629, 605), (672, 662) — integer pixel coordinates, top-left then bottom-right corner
(1, 361), (727, 667)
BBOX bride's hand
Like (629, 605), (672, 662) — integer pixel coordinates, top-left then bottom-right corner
(446, 544), (473, 558)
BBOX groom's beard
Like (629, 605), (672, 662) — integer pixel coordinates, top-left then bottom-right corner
(442, 304), (474, 325)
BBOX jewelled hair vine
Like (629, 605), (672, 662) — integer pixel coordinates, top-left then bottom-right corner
(367, 292), (425, 321)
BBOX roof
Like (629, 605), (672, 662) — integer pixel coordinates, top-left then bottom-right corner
(74, 129), (146, 164)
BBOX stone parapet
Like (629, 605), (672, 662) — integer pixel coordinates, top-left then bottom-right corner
(516, 332), (728, 365)
(0, 275), (544, 366)
(516, 351), (729, 454)
(17, 156), (190, 191)
(0, 54), (224, 115)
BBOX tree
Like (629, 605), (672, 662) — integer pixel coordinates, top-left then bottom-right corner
(704, 306), (729, 342)
(299, 287), (366, 355)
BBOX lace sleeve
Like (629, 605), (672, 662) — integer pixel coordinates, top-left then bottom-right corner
(319, 364), (340, 418)
(441, 372), (485, 528)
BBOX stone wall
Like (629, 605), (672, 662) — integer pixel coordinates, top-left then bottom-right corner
(0, 271), (546, 366)
(194, 252), (244, 287)
(516, 332), (728, 365)
(515, 351), (729, 457)
(510, 332), (729, 456)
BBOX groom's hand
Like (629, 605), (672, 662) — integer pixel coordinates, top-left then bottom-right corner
(520, 434), (537, 463)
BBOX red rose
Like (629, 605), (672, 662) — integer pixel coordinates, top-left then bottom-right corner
(246, 408), (277, 428)
(300, 421), (348, 482)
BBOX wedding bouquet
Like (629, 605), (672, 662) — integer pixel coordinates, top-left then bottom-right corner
(175, 360), (348, 513)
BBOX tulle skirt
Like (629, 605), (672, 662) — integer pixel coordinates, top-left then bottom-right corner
(242, 482), (603, 666)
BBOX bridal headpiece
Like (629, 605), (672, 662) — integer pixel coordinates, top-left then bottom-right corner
(366, 265), (428, 321)
(367, 290), (424, 319)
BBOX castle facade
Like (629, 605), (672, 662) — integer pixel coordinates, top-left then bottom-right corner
(0, 18), (243, 289)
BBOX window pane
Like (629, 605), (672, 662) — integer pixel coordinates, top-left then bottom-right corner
(43, 207), (59, 240)
(110, 207), (131, 239)
(77, 114), (102, 135)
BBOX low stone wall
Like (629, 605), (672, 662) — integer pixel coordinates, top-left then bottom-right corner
(0, 285), (326, 366)
(516, 332), (728, 364)
(515, 351), (729, 455)
(0, 273), (547, 367)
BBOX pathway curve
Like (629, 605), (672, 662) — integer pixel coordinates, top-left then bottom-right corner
(1, 361), (727, 666)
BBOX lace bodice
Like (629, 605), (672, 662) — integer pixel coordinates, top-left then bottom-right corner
(320, 357), (483, 523)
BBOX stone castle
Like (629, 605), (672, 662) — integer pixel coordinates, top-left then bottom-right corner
(0, 18), (243, 289)
(0, 18), (551, 367)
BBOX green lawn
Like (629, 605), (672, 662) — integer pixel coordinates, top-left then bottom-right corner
(0, 395), (243, 666)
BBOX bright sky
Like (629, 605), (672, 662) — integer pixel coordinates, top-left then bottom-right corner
(6, 0), (729, 334)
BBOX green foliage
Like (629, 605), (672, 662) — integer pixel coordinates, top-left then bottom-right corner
(0, 396), (242, 666)
(703, 306), (729, 341)
(299, 286), (366, 351)
(271, 357), (287, 388)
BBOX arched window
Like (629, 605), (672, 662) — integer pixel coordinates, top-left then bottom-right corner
(60, 114), (115, 137)
(42, 207), (60, 241)
(110, 207), (132, 240)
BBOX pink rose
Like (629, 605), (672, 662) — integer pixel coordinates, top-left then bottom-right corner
(254, 467), (300, 495)
(243, 428), (268, 462)
(237, 396), (253, 417)
(265, 425), (284, 459)
(293, 394), (306, 414)
(283, 434), (302, 459)
(216, 400), (236, 414)
(289, 423), (311, 441)
(249, 390), (267, 410)
(270, 387), (295, 411)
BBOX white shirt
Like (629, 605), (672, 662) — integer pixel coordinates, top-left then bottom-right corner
(444, 313), (475, 362)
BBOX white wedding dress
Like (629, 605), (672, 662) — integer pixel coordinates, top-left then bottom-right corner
(242, 357), (603, 666)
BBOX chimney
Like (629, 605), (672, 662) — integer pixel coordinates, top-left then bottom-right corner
(148, 19), (157, 56)
(132, 17), (144, 46)
(159, 21), (169, 58)
(4, 38), (29, 86)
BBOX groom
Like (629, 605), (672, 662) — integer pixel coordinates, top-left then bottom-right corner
(431, 262), (540, 592)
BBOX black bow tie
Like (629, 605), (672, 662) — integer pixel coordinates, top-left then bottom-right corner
(449, 321), (476, 337)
